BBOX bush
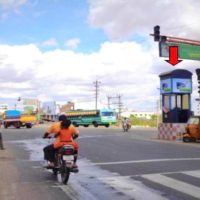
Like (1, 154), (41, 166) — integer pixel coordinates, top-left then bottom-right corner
(129, 114), (158, 127)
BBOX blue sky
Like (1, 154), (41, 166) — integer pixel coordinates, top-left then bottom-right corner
(0, 0), (108, 52)
(0, 0), (200, 112)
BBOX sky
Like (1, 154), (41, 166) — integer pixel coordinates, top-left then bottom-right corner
(0, 0), (200, 111)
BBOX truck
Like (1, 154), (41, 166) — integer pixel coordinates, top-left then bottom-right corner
(183, 116), (200, 142)
(3, 110), (36, 129)
(20, 114), (37, 128)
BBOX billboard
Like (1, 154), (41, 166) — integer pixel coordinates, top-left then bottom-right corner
(160, 79), (172, 94)
(160, 78), (192, 94)
(172, 78), (192, 93)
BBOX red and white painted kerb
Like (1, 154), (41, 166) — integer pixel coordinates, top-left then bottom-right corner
(158, 123), (187, 141)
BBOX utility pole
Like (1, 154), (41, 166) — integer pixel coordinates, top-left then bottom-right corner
(117, 94), (123, 119)
(107, 96), (112, 108)
(93, 80), (101, 110)
(107, 94), (123, 118)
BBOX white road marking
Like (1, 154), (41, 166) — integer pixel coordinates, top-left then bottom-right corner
(92, 157), (200, 166)
(183, 170), (200, 178)
(100, 176), (168, 200)
(142, 173), (200, 199)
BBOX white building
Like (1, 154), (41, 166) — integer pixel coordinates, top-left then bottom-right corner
(42, 101), (58, 115)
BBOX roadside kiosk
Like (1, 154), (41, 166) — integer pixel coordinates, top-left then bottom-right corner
(158, 69), (192, 140)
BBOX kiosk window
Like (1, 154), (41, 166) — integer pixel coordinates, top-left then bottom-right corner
(177, 95), (181, 108)
(171, 95), (176, 109)
(163, 95), (170, 109)
(182, 94), (189, 109)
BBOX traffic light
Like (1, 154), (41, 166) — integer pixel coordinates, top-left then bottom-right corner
(154, 25), (160, 41)
(196, 69), (200, 93)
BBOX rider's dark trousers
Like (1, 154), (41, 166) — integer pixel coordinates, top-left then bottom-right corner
(43, 144), (56, 162)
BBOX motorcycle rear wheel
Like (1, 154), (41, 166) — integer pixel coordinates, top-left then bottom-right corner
(60, 164), (70, 184)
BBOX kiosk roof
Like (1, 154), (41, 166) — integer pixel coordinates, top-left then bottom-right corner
(159, 69), (192, 79)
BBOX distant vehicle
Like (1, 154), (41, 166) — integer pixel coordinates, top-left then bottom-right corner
(3, 110), (36, 129)
(65, 108), (117, 127)
(20, 114), (37, 128)
(183, 116), (200, 142)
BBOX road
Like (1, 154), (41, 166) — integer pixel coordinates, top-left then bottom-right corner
(1, 125), (200, 200)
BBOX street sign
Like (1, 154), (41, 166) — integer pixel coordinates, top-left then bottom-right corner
(159, 42), (200, 61)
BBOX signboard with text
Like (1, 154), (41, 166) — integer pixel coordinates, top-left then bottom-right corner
(159, 42), (200, 61)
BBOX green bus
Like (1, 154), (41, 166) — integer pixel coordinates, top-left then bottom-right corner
(65, 108), (117, 127)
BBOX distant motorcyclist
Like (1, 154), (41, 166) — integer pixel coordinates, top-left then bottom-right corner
(122, 117), (130, 132)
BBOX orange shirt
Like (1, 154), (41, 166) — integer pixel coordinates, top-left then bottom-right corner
(47, 122), (61, 134)
(46, 122), (61, 146)
(47, 122), (79, 149)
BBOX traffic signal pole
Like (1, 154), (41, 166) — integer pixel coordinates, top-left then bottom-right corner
(150, 25), (200, 46)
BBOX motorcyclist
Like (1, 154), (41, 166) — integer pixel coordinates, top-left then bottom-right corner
(55, 119), (79, 168)
(122, 117), (130, 131)
(43, 115), (79, 168)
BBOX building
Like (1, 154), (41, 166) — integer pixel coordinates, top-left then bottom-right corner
(23, 98), (41, 113)
(42, 101), (58, 121)
(59, 102), (75, 113)
(42, 101), (57, 115)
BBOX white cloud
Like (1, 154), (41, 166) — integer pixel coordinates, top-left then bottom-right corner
(0, 42), (198, 112)
(0, 0), (28, 9)
(0, 41), (160, 110)
(88, 0), (200, 40)
(65, 38), (81, 49)
(0, 0), (28, 21)
(41, 38), (58, 47)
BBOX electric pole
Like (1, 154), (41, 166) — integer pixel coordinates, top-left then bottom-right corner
(107, 94), (123, 119)
(93, 80), (101, 110)
(117, 94), (123, 119)
(107, 96), (112, 108)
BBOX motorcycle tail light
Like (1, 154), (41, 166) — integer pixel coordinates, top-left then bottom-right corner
(64, 149), (74, 155)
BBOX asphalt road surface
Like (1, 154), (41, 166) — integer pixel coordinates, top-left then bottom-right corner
(1, 125), (200, 200)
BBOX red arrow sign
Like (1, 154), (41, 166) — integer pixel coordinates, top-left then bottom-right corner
(165, 46), (182, 66)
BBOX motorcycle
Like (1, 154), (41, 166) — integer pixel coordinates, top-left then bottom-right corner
(44, 136), (78, 185)
(55, 144), (77, 184)
(122, 122), (131, 132)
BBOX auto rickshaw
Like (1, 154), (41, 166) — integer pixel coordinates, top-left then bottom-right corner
(183, 116), (200, 142)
